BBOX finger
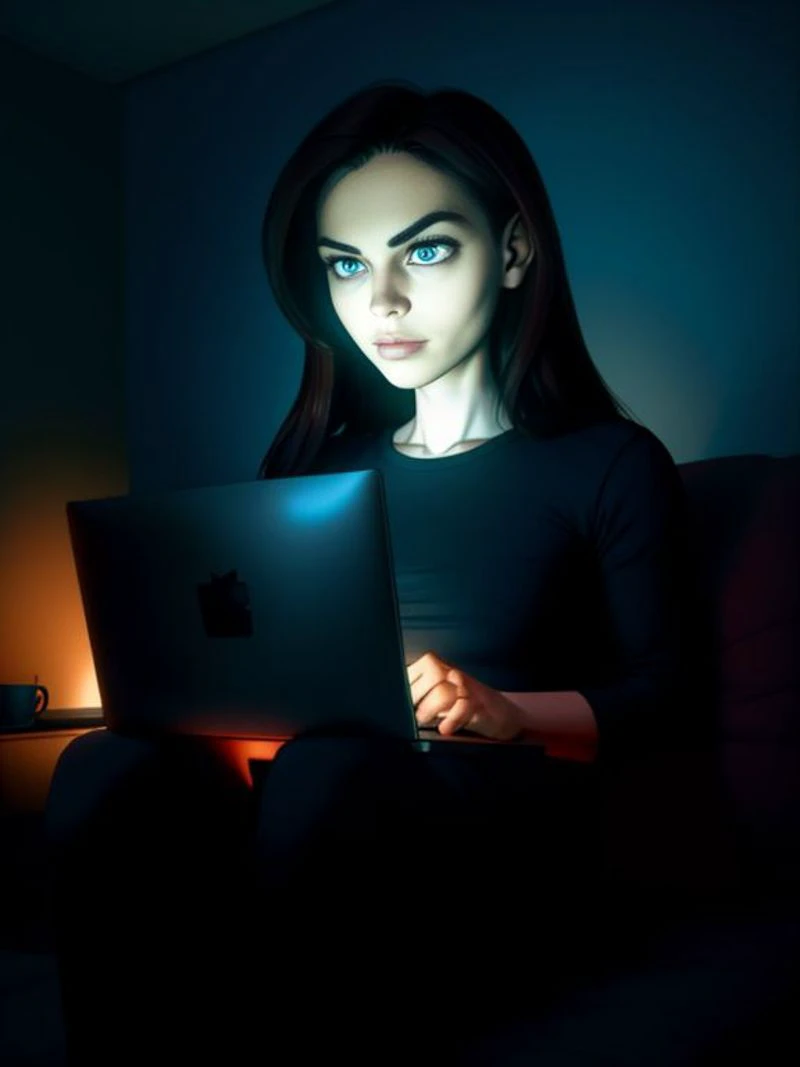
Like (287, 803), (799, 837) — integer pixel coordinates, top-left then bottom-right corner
(407, 652), (449, 690)
(407, 672), (427, 703)
(407, 650), (446, 674)
(415, 682), (461, 726)
(408, 669), (450, 708)
(445, 667), (467, 688)
(413, 682), (456, 725)
(406, 660), (425, 684)
(437, 693), (473, 736)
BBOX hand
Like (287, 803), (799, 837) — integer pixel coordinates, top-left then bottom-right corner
(406, 651), (523, 741)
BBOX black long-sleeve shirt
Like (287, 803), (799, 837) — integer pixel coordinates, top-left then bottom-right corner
(308, 418), (707, 760)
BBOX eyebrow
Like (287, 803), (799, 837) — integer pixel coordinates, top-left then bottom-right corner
(317, 210), (473, 254)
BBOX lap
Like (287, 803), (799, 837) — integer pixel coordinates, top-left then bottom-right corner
(46, 728), (601, 949)
(46, 727), (598, 878)
(47, 729), (603, 1062)
(248, 733), (601, 946)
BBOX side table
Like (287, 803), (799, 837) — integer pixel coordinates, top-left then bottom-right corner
(0, 708), (105, 815)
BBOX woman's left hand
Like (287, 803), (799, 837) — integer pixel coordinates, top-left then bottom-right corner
(406, 651), (523, 741)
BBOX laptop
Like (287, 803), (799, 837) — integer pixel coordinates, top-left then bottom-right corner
(67, 469), (535, 752)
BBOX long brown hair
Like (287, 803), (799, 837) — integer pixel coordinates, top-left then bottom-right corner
(258, 79), (638, 479)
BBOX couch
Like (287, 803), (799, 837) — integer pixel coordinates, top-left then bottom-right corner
(44, 449), (800, 1065)
(462, 449), (800, 1064)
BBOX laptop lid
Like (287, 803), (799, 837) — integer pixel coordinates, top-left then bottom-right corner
(67, 470), (421, 742)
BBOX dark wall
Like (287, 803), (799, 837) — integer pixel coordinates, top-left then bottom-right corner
(0, 35), (126, 708)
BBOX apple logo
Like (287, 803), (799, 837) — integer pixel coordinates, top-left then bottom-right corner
(197, 569), (253, 637)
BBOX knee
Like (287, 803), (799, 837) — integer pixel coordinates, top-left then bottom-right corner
(251, 733), (414, 865)
(45, 730), (249, 855)
(45, 730), (160, 851)
(260, 731), (412, 805)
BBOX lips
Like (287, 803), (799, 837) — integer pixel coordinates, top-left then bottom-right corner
(374, 340), (427, 360)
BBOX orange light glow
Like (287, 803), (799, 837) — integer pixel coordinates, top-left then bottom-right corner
(76, 660), (102, 710)
(0, 727), (104, 813)
(0, 434), (126, 709)
(209, 738), (285, 787)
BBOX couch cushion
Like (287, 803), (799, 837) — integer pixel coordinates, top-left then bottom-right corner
(596, 454), (800, 901)
(680, 454), (800, 889)
(679, 454), (800, 743)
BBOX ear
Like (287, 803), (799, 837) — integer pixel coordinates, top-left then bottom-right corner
(501, 212), (535, 290)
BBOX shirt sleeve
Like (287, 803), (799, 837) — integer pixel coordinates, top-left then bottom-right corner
(575, 428), (706, 760)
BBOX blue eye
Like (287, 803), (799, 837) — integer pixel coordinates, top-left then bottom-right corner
(327, 257), (363, 280)
(323, 236), (460, 282)
(409, 243), (444, 264)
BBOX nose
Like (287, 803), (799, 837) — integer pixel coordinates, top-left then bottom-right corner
(369, 270), (411, 318)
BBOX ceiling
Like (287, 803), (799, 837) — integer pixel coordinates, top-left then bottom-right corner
(0, 0), (341, 83)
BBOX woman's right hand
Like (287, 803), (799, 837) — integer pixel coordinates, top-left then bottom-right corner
(407, 651), (523, 741)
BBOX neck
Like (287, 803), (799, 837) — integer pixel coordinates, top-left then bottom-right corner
(407, 349), (514, 454)
(399, 407), (512, 454)
(397, 428), (508, 458)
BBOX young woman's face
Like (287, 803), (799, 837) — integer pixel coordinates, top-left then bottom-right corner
(315, 151), (509, 391)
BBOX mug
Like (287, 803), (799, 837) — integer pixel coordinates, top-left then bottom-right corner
(0, 683), (49, 731)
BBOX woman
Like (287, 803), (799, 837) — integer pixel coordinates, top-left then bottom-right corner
(248, 78), (702, 1054)
(257, 78), (694, 754)
(47, 81), (701, 1065)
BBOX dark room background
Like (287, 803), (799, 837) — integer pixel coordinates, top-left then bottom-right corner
(1, 0), (797, 710)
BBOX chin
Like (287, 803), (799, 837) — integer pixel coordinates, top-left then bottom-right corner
(381, 369), (438, 390)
